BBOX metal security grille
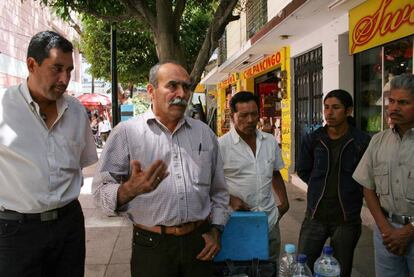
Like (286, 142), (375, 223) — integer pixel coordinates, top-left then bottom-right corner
(246, 0), (267, 39)
(294, 47), (323, 170)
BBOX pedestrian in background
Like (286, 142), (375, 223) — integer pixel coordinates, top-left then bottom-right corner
(353, 74), (414, 277)
(0, 31), (98, 277)
(297, 89), (370, 277)
(98, 115), (111, 143)
(93, 61), (229, 277)
(219, 91), (289, 267)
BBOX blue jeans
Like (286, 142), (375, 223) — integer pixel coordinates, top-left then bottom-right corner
(298, 214), (361, 277)
(374, 222), (414, 277)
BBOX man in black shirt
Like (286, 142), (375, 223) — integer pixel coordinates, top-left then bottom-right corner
(297, 89), (370, 277)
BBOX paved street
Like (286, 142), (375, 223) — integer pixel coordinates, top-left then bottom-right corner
(81, 151), (375, 277)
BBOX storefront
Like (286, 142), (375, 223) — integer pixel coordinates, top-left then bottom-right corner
(349, 0), (414, 134)
(244, 47), (291, 180)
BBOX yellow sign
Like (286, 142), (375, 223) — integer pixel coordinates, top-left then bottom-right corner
(218, 73), (240, 89)
(243, 50), (283, 79)
(349, 0), (414, 54)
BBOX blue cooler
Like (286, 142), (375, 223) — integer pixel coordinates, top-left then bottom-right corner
(120, 104), (134, 121)
(214, 211), (269, 261)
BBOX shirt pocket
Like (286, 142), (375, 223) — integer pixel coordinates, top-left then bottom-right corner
(405, 170), (414, 204)
(191, 150), (212, 186)
(263, 158), (274, 179)
(56, 139), (81, 170)
(373, 164), (389, 195)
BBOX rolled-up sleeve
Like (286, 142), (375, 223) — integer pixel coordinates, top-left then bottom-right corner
(92, 123), (130, 215)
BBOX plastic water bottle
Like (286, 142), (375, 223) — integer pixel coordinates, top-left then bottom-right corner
(292, 254), (312, 277)
(313, 245), (341, 277)
(278, 243), (297, 277)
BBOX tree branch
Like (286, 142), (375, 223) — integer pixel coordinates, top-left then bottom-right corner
(190, 0), (239, 86)
(124, 0), (157, 31)
(173, 0), (186, 34)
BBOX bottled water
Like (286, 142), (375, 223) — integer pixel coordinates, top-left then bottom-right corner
(313, 245), (341, 277)
(278, 243), (296, 277)
(292, 254), (312, 277)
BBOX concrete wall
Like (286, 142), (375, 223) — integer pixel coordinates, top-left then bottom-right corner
(0, 0), (81, 93)
(226, 11), (247, 58)
(290, 13), (353, 96)
(267, 0), (292, 20)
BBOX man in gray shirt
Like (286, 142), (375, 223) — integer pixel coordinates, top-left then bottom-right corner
(93, 61), (229, 277)
(353, 73), (414, 277)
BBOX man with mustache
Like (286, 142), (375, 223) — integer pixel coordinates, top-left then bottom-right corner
(0, 31), (98, 277)
(93, 61), (229, 277)
(218, 91), (289, 271)
(297, 89), (370, 277)
(353, 74), (414, 277)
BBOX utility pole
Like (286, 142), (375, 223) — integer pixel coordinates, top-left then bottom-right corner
(111, 24), (119, 126)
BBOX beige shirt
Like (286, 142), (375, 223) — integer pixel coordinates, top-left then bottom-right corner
(218, 128), (284, 229)
(0, 81), (98, 213)
(92, 109), (229, 226)
(353, 128), (414, 216)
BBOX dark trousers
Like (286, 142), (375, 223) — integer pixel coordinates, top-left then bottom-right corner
(0, 200), (85, 277)
(298, 214), (361, 277)
(131, 225), (213, 277)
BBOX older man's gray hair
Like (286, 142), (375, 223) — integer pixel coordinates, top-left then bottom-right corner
(391, 73), (414, 96)
(148, 61), (187, 88)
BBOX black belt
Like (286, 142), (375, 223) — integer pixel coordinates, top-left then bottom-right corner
(381, 207), (414, 225)
(0, 200), (79, 222)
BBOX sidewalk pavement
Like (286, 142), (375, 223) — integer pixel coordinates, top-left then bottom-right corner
(81, 153), (375, 277)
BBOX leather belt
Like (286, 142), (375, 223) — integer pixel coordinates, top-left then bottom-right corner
(0, 200), (79, 222)
(381, 207), (414, 225)
(134, 220), (206, 236)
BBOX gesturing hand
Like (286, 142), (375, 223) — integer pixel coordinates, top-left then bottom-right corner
(117, 159), (169, 206)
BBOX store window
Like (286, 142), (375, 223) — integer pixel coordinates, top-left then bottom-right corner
(355, 35), (413, 134)
(254, 70), (282, 143)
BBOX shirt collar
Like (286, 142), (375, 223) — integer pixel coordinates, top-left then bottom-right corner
(20, 80), (68, 115)
(143, 108), (192, 130)
(229, 127), (263, 144)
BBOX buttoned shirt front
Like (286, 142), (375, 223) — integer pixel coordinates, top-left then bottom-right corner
(353, 128), (414, 216)
(218, 127), (285, 229)
(92, 109), (229, 227)
(0, 81), (98, 213)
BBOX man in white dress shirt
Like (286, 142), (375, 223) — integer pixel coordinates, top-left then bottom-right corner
(218, 91), (289, 265)
(93, 61), (229, 277)
(0, 31), (98, 277)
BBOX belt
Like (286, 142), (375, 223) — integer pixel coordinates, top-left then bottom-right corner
(381, 207), (414, 225)
(134, 220), (206, 236)
(0, 200), (79, 222)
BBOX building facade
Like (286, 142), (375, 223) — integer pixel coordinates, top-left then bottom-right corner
(0, 0), (82, 95)
(201, 0), (414, 185)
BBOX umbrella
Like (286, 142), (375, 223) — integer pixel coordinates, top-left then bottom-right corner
(77, 93), (111, 106)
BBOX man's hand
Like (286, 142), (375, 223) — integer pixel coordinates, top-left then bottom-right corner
(117, 160), (169, 206)
(196, 228), (221, 261)
(229, 195), (250, 211)
(382, 224), (414, 256)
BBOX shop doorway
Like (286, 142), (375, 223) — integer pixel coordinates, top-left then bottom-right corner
(254, 70), (282, 144)
(294, 47), (323, 170)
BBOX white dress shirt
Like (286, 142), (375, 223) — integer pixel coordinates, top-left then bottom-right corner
(219, 127), (284, 229)
(92, 109), (229, 226)
(0, 81), (98, 213)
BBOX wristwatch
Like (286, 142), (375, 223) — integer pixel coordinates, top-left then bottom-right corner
(211, 224), (224, 234)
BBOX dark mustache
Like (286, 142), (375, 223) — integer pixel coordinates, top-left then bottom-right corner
(169, 98), (188, 106)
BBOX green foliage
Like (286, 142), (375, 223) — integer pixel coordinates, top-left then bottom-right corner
(131, 93), (151, 115)
(80, 17), (158, 84)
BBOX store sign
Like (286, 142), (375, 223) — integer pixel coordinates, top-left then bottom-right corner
(349, 0), (414, 54)
(243, 51), (282, 79)
(219, 73), (240, 89)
